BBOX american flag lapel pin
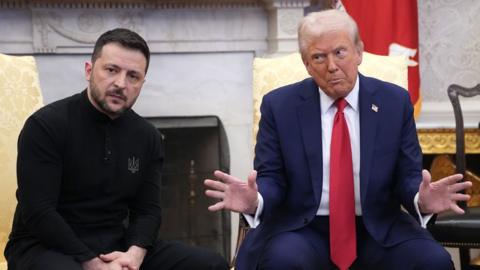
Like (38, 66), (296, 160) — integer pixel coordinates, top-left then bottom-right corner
(371, 104), (378, 112)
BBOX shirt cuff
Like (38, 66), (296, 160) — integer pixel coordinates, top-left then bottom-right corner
(242, 192), (264, 228)
(414, 192), (433, 228)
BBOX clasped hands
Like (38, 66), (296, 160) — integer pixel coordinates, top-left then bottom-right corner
(204, 169), (473, 216)
(82, 245), (146, 270)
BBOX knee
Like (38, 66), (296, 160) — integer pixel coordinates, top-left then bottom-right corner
(259, 250), (306, 269)
(208, 253), (230, 270)
(416, 246), (453, 270)
(258, 232), (324, 269)
(29, 251), (82, 270)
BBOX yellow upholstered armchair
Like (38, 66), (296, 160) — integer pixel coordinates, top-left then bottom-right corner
(230, 52), (409, 267)
(0, 53), (44, 269)
(252, 52), (408, 144)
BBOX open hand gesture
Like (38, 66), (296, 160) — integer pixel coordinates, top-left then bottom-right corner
(204, 170), (259, 215)
(418, 169), (472, 214)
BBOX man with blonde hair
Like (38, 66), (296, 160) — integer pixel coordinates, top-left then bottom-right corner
(205, 9), (468, 270)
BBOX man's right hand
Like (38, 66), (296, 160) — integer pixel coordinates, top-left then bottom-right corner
(204, 170), (259, 215)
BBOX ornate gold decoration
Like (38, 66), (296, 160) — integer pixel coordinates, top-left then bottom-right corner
(418, 128), (480, 154)
(472, 255), (480, 266)
(1, 0), (262, 9)
(430, 154), (480, 207)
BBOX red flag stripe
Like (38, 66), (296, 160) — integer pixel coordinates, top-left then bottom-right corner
(342, 0), (420, 109)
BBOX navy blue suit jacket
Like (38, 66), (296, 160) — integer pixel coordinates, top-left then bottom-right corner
(236, 74), (434, 269)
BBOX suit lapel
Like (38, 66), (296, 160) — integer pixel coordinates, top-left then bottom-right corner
(297, 79), (323, 205)
(295, 75), (380, 207)
(358, 74), (380, 207)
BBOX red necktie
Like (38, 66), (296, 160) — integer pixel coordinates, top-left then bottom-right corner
(329, 98), (356, 270)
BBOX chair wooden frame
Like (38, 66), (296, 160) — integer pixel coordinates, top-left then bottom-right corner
(428, 83), (480, 270)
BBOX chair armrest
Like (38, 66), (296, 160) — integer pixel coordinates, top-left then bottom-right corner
(230, 214), (251, 267)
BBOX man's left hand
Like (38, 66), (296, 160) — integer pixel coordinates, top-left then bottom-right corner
(418, 169), (472, 214)
(99, 245), (147, 270)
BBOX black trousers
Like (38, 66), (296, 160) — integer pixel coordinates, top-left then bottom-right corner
(7, 240), (229, 270)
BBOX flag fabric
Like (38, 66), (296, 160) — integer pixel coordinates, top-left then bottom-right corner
(339, 0), (421, 117)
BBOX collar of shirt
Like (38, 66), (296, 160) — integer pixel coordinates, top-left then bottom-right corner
(81, 89), (131, 125)
(319, 74), (360, 114)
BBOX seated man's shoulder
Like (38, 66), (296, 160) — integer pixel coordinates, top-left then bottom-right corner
(363, 75), (410, 100)
(267, 77), (316, 100)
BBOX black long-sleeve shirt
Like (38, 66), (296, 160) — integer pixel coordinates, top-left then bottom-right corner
(6, 90), (163, 262)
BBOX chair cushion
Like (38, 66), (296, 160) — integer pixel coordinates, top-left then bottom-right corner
(428, 207), (480, 245)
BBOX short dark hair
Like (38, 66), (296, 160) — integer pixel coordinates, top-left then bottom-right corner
(91, 28), (150, 73)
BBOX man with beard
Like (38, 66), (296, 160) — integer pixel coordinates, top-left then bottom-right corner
(4, 28), (228, 270)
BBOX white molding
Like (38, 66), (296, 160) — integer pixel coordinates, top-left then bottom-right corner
(0, 0), (263, 9)
(262, 0), (310, 9)
(1, 7), (268, 54)
(264, 0), (309, 54)
(32, 8), (146, 53)
(416, 101), (480, 129)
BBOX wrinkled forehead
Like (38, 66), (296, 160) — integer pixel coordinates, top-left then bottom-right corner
(96, 43), (147, 74)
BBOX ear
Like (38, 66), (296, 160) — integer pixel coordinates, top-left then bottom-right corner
(85, 61), (93, 81)
(356, 41), (364, 66)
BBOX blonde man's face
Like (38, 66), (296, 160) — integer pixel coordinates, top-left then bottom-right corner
(303, 30), (363, 99)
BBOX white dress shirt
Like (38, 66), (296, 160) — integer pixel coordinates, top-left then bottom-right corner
(317, 74), (361, 215)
